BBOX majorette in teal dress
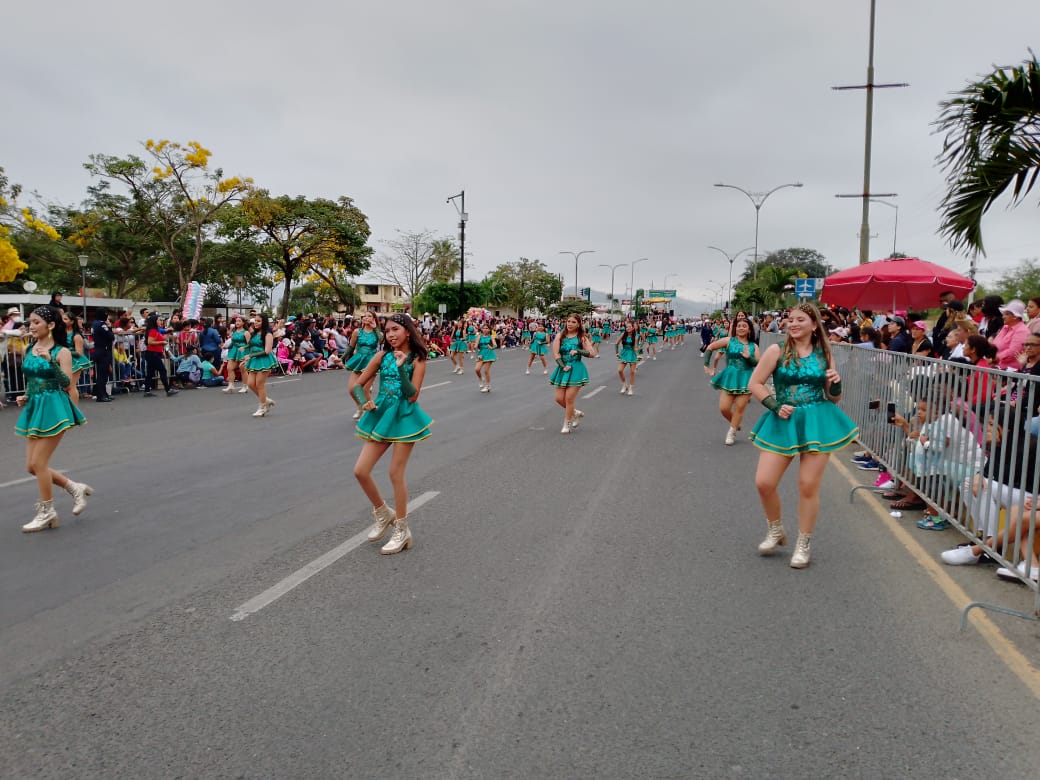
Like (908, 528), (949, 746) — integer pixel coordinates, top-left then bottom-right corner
(617, 334), (639, 365)
(591, 326), (602, 345)
(710, 338), (757, 395)
(244, 333), (278, 372)
(549, 335), (590, 387)
(476, 335), (497, 362)
(355, 352), (433, 443)
(450, 329), (467, 353)
(227, 329), (248, 361)
(67, 335), (92, 374)
(647, 328), (659, 344)
(16, 345), (86, 438)
(530, 331), (549, 356)
(346, 328), (380, 372)
(749, 347), (857, 456)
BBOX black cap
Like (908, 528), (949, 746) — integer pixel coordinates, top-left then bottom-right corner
(946, 300), (964, 311)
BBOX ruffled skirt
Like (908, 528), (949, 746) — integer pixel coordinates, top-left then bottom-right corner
(618, 347), (639, 365)
(356, 397), (433, 443)
(549, 362), (590, 387)
(16, 390), (86, 438)
(711, 365), (753, 395)
(749, 401), (858, 456)
(345, 347), (377, 373)
(245, 352), (279, 372)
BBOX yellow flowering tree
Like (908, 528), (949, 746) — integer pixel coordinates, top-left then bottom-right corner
(84, 140), (253, 299)
(0, 166), (65, 284)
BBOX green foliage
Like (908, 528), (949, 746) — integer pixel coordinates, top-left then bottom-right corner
(737, 248), (834, 285)
(936, 52), (1040, 256)
(411, 281), (485, 319)
(548, 298), (594, 319)
(428, 238), (461, 284)
(991, 258), (1040, 301)
(484, 258), (562, 317)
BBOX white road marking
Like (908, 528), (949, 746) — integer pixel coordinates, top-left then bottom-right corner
(423, 381), (452, 390)
(230, 490), (440, 621)
(0, 476), (37, 489)
(584, 385), (606, 399)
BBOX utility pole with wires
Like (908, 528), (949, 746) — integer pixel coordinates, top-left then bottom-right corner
(833, 0), (908, 264)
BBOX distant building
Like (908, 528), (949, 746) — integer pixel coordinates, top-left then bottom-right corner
(355, 281), (407, 313)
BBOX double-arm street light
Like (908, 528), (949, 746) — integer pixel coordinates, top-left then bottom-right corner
(630, 258), (647, 317)
(714, 182), (803, 280)
(868, 198), (898, 256)
(559, 249), (596, 298)
(708, 245), (755, 312)
(598, 262), (628, 312)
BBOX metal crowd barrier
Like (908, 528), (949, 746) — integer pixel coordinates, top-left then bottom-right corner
(757, 330), (1038, 624)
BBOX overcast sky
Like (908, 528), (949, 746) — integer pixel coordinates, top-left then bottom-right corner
(3, 1), (1037, 312)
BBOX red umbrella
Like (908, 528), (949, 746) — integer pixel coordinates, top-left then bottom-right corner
(819, 257), (974, 311)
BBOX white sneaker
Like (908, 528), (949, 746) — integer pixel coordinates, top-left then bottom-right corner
(222, 385), (234, 393)
(352, 409), (362, 420)
(560, 423), (571, 434)
(996, 560), (1040, 582)
(480, 386), (490, 393)
(252, 405), (266, 417)
(876, 479), (896, 491)
(543, 369), (548, 375)
(724, 427), (736, 445)
(940, 546), (982, 565)
(238, 386), (249, 393)
(620, 385), (627, 394)
(626, 386), (633, 396)
(571, 409), (584, 428)
(526, 369), (530, 375)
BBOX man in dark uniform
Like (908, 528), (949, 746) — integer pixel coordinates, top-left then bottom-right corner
(92, 308), (115, 402)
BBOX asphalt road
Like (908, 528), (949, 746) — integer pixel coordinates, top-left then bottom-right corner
(1, 343), (1038, 779)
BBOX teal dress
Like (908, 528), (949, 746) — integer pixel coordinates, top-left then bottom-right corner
(549, 335), (590, 387)
(346, 329), (380, 372)
(591, 327), (602, 345)
(355, 352), (433, 443)
(617, 334), (639, 364)
(244, 333), (278, 372)
(227, 329), (248, 361)
(749, 347), (857, 456)
(477, 335), (496, 362)
(530, 332), (549, 356)
(647, 328), (659, 344)
(67, 335), (92, 373)
(450, 329), (468, 353)
(710, 339), (757, 395)
(16, 345), (86, 438)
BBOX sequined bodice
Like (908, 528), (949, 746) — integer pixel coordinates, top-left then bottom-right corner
(478, 335), (492, 349)
(774, 348), (829, 406)
(357, 329), (378, 350)
(231, 330), (247, 347)
(375, 351), (413, 401)
(23, 345), (70, 396)
(247, 333), (264, 352)
(533, 332), (547, 345)
(725, 338), (756, 368)
(560, 335), (583, 364)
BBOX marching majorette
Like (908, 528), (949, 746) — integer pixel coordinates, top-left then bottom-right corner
(222, 314), (250, 394)
(352, 313), (433, 555)
(703, 318), (758, 445)
(615, 320), (641, 395)
(448, 318), (468, 374)
(474, 323), (498, 392)
(15, 306), (91, 532)
(526, 322), (550, 374)
(345, 311), (382, 419)
(549, 314), (594, 434)
(243, 313), (278, 417)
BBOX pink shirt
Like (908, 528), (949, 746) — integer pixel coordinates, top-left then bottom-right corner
(992, 320), (1029, 370)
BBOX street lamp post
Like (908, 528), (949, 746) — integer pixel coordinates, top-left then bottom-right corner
(630, 258), (647, 317)
(598, 262), (628, 312)
(708, 245), (755, 312)
(559, 249), (596, 298)
(77, 254), (89, 321)
(714, 182), (803, 281)
(447, 191), (467, 317)
(868, 198), (898, 256)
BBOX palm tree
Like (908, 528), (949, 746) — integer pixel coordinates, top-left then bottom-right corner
(935, 51), (1040, 256)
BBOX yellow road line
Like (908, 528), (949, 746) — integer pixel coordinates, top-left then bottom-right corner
(831, 457), (1040, 699)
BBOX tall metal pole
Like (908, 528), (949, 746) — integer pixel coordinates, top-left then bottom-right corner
(559, 250), (596, 298)
(447, 191), (467, 317)
(708, 246), (754, 312)
(77, 254), (89, 321)
(599, 262), (627, 312)
(630, 258), (647, 317)
(869, 198), (898, 256)
(858, 0), (877, 266)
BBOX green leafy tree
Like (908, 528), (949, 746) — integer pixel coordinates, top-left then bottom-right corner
(411, 281), (485, 319)
(485, 258), (562, 317)
(936, 52), (1040, 255)
(737, 248), (834, 285)
(429, 238), (461, 284)
(992, 258), (1040, 301)
(84, 139), (254, 299)
(222, 191), (372, 319)
(548, 298), (594, 319)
